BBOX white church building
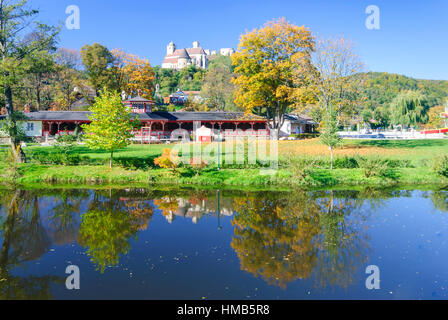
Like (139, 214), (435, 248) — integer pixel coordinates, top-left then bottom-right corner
(162, 41), (234, 70)
(162, 41), (208, 70)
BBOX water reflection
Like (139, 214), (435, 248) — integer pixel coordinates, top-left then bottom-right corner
(231, 191), (372, 289)
(0, 187), (447, 299)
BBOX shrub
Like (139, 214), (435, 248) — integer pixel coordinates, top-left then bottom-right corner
(30, 152), (83, 166)
(154, 148), (179, 173)
(358, 156), (389, 178)
(56, 134), (78, 144)
(432, 155), (448, 177)
(283, 152), (314, 184)
(334, 156), (359, 169)
(115, 157), (155, 170)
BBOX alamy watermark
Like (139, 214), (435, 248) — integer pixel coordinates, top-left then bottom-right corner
(365, 265), (380, 290)
(65, 265), (80, 290)
(66, 5), (80, 30)
(365, 5), (380, 30)
(169, 122), (278, 175)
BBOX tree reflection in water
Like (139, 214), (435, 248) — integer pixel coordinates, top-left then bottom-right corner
(0, 190), (62, 299)
(1, 187), (445, 297)
(231, 190), (372, 290)
(78, 189), (153, 273)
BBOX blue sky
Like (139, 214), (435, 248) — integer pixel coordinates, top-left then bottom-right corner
(29, 0), (448, 80)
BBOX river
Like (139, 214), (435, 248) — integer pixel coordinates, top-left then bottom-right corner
(0, 187), (447, 299)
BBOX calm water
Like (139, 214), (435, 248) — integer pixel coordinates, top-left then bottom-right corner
(1, 187), (448, 300)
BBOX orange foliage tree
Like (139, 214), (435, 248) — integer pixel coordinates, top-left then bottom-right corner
(231, 18), (315, 137)
(111, 49), (155, 99)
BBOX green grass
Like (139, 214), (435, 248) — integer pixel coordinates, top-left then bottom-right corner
(0, 140), (448, 188)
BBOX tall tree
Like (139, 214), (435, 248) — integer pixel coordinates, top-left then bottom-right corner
(25, 50), (55, 110)
(231, 18), (315, 138)
(389, 90), (429, 129)
(307, 37), (363, 167)
(201, 65), (236, 111)
(80, 43), (115, 95)
(111, 49), (155, 99)
(53, 48), (88, 110)
(82, 89), (135, 168)
(308, 37), (364, 126)
(0, 0), (59, 162)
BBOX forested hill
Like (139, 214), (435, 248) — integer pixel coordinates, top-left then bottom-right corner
(359, 72), (448, 109)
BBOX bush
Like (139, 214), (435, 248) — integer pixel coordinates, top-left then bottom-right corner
(154, 148), (179, 173)
(56, 134), (78, 144)
(30, 152), (85, 166)
(357, 156), (389, 178)
(334, 156), (359, 169)
(115, 157), (155, 170)
(432, 155), (448, 177)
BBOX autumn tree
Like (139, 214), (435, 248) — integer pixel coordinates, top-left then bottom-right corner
(424, 105), (445, 129)
(231, 18), (315, 137)
(111, 49), (155, 99)
(389, 90), (429, 129)
(81, 43), (115, 95)
(0, 0), (59, 162)
(82, 89), (135, 168)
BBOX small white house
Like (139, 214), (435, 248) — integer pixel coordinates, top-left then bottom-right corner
(0, 120), (42, 137)
(279, 114), (317, 137)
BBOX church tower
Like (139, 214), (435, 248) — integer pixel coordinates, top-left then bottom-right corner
(167, 42), (176, 55)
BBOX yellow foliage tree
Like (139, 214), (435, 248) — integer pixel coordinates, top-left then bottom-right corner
(111, 49), (155, 99)
(231, 18), (315, 137)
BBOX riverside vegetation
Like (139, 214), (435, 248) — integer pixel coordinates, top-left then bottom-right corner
(1, 138), (448, 188)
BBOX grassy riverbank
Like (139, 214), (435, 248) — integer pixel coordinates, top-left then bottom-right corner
(1, 139), (447, 188)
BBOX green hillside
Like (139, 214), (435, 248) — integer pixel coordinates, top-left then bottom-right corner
(360, 72), (448, 109)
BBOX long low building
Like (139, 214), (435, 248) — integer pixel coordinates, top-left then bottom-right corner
(0, 110), (270, 141)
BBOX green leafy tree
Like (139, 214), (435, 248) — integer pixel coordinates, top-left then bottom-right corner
(82, 89), (135, 168)
(23, 50), (55, 110)
(201, 65), (237, 111)
(390, 90), (429, 129)
(0, 0), (58, 162)
(80, 43), (115, 95)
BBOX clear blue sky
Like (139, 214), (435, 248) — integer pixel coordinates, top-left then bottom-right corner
(30, 0), (447, 80)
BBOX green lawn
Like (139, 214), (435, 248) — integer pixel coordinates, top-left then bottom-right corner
(0, 139), (447, 188)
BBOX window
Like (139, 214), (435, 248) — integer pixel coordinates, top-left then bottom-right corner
(26, 123), (34, 132)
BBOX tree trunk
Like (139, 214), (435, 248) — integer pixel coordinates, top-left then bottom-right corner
(36, 84), (41, 111)
(110, 151), (113, 168)
(5, 83), (26, 163)
(330, 146), (334, 170)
